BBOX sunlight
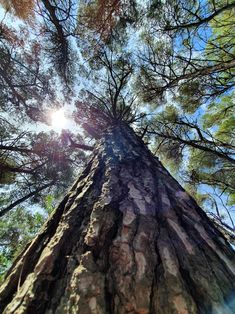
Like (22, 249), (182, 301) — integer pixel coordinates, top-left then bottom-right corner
(50, 109), (67, 131)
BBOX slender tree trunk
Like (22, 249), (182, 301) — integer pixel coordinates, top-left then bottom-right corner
(0, 123), (235, 314)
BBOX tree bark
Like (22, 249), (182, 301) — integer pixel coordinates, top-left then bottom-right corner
(0, 123), (235, 314)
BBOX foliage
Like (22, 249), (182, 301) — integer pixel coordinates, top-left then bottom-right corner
(77, 0), (121, 42)
(0, 206), (46, 281)
(0, 0), (35, 20)
(133, 0), (235, 226)
(0, 0), (234, 278)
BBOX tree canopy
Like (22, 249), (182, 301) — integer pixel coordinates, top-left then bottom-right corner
(0, 0), (234, 279)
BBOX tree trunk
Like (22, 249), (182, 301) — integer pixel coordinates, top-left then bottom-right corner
(0, 123), (235, 314)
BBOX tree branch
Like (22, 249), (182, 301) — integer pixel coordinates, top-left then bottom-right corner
(0, 181), (55, 217)
(165, 3), (235, 31)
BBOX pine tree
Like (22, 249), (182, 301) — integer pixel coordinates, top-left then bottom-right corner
(1, 1), (235, 312)
(1, 122), (235, 313)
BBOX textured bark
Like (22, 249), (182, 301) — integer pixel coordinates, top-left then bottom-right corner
(1, 123), (235, 314)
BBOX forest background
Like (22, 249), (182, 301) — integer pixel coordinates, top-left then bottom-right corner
(0, 0), (234, 280)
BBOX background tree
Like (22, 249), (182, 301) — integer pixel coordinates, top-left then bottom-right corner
(128, 0), (235, 229)
(0, 0), (93, 276)
(0, 0), (35, 20)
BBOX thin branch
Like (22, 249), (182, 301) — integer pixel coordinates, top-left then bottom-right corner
(0, 181), (55, 217)
(165, 3), (235, 31)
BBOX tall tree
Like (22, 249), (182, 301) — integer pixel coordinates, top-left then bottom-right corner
(0, 1), (235, 312)
(1, 120), (235, 313)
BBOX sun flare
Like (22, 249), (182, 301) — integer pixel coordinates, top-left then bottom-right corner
(51, 109), (67, 130)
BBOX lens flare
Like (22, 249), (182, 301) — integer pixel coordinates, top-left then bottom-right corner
(51, 109), (67, 131)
